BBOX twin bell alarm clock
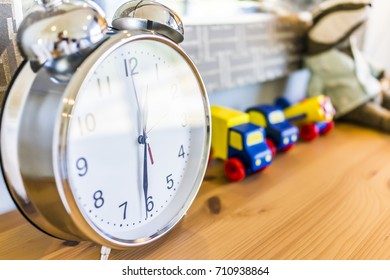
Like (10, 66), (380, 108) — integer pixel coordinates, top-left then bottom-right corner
(0, 0), (211, 251)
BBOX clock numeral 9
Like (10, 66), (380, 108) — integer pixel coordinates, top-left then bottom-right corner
(93, 190), (104, 209)
(78, 113), (96, 135)
(76, 157), (88, 176)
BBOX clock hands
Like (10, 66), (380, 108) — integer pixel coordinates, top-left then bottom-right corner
(146, 84), (177, 135)
(131, 75), (153, 219)
(138, 131), (150, 218)
(147, 142), (155, 165)
(142, 85), (155, 165)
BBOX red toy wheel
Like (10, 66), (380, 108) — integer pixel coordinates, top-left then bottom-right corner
(300, 124), (319, 141)
(320, 121), (335, 135)
(280, 143), (295, 152)
(266, 138), (277, 157)
(224, 158), (246, 182)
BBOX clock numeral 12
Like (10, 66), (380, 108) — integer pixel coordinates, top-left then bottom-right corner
(124, 57), (138, 77)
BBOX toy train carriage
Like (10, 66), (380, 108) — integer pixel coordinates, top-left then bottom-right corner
(275, 95), (336, 141)
(210, 106), (273, 181)
(246, 104), (299, 156)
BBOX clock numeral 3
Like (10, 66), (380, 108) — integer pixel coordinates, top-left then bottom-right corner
(171, 84), (178, 98)
(93, 190), (104, 208)
(181, 113), (188, 127)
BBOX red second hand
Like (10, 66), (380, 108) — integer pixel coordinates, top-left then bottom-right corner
(147, 143), (154, 165)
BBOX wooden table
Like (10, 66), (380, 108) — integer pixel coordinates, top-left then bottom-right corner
(1, 123), (390, 260)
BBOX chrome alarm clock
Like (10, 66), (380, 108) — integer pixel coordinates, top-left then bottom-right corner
(0, 0), (210, 252)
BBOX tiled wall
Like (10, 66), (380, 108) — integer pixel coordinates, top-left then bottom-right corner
(181, 16), (306, 93)
(0, 0), (22, 107)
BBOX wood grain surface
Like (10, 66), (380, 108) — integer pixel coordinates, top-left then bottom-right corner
(1, 122), (390, 260)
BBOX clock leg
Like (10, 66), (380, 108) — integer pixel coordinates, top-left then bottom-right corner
(100, 245), (112, 260)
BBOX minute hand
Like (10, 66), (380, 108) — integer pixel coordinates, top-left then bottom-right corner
(140, 130), (150, 218)
(131, 72), (152, 219)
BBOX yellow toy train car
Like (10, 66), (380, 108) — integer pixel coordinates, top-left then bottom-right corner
(276, 95), (336, 141)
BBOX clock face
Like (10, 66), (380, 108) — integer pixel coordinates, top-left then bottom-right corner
(60, 36), (209, 245)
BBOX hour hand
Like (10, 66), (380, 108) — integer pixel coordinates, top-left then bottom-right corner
(138, 131), (152, 218)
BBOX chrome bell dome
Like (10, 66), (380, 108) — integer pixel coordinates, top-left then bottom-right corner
(17, 0), (108, 73)
(112, 0), (184, 44)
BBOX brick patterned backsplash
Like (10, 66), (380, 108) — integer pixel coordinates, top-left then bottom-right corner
(181, 15), (307, 93)
(0, 0), (22, 106)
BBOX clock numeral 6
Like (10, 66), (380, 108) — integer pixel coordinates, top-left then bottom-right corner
(76, 157), (88, 176)
(93, 190), (104, 209)
(147, 196), (154, 212)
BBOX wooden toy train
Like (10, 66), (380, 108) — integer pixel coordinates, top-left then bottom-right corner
(209, 95), (336, 181)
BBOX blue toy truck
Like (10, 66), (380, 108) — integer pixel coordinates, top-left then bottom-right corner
(246, 104), (299, 156)
(211, 106), (273, 181)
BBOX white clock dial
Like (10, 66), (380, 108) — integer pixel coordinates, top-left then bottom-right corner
(62, 37), (209, 244)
